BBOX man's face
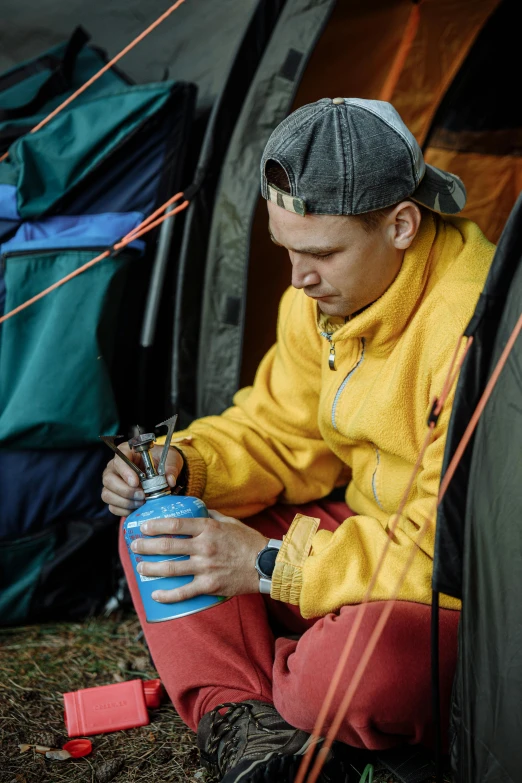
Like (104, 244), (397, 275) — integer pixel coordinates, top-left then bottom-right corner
(267, 200), (404, 318)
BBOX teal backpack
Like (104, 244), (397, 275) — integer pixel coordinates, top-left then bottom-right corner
(0, 29), (196, 624)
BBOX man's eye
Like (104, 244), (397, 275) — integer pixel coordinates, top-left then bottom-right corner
(310, 252), (333, 260)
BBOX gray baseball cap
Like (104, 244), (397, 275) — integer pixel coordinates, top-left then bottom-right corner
(261, 97), (466, 217)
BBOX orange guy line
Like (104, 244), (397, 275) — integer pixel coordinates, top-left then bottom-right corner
(298, 335), (473, 783)
(304, 321), (519, 782)
(0, 0), (186, 163)
(0, 197), (189, 325)
(438, 315), (521, 501)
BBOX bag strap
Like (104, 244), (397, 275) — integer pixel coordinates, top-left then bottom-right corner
(0, 27), (90, 122)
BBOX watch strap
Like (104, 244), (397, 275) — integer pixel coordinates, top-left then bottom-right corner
(259, 577), (272, 595)
(255, 539), (283, 591)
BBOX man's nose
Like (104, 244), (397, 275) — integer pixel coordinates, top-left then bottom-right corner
(291, 255), (321, 289)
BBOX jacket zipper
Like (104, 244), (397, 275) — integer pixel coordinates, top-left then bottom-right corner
(327, 335), (336, 370)
(331, 337), (366, 430)
(371, 447), (384, 510)
(320, 331), (337, 370)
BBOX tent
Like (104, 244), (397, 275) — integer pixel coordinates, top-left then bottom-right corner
(1, 1), (521, 780)
(0, 1), (259, 116)
(433, 192), (522, 783)
(171, 2), (521, 778)
(0, 0), (284, 433)
(0, 2), (285, 624)
(193, 0), (520, 419)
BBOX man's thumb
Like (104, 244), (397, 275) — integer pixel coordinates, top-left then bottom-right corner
(166, 471), (177, 488)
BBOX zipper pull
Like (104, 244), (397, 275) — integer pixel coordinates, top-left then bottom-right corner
(328, 340), (336, 371)
(320, 331), (337, 370)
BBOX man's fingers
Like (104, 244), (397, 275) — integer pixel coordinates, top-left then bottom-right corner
(112, 451), (142, 488)
(139, 517), (207, 537)
(151, 576), (217, 603)
(108, 504), (136, 518)
(131, 533), (197, 556)
(151, 445), (183, 488)
(208, 509), (235, 523)
(102, 469), (145, 501)
(166, 472), (177, 488)
(137, 556), (195, 578)
(102, 487), (144, 511)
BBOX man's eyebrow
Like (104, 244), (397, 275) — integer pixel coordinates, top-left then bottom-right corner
(268, 227), (338, 255)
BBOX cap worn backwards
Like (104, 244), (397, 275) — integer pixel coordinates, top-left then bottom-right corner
(261, 97), (466, 217)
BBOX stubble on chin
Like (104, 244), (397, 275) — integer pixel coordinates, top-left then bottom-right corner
(318, 299), (352, 318)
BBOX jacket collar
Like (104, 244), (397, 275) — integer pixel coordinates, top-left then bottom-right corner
(317, 213), (440, 354)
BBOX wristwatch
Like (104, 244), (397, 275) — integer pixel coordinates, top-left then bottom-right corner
(255, 539), (283, 594)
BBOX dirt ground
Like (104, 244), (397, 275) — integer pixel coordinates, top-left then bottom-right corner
(0, 614), (202, 783)
(0, 612), (444, 783)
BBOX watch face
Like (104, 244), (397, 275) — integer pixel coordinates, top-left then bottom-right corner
(258, 547), (278, 579)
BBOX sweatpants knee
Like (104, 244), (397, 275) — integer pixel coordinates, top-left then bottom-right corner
(271, 603), (459, 749)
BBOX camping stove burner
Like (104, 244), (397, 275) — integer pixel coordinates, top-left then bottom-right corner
(100, 415), (178, 497)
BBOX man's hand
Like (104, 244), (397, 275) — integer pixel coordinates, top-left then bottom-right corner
(101, 443), (183, 517)
(130, 510), (268, 602)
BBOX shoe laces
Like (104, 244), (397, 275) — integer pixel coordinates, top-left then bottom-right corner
(206, 702), (274, 775)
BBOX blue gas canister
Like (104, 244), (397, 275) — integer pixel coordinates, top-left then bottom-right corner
(101, 416), (226, 622)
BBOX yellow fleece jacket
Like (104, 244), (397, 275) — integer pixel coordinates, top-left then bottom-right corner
(169, 213), (494, 618)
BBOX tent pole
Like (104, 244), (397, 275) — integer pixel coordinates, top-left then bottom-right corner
(133, 213), (177, 427)
(431, 590), (444, 783)
(140, 213), (176, 349)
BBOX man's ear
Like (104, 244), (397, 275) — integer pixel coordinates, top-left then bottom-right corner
(389, 201), (422, 250)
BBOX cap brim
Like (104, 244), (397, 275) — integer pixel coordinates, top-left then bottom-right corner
(411, 164), (467, 215)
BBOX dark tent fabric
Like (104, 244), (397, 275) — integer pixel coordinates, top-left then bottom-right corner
(195, 0), (337, 418)
(166, 0), (286, 429)
(434, 194), (522, 781)
(0, 1), (258, 115)
(193, 0), (511, 420)
(433, 202), (522, 600)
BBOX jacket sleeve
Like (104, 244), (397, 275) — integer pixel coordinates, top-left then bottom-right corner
(168, 287), (346, 518)
(270, 342), (464, 616)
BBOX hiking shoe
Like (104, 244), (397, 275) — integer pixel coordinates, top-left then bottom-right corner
(197, 699), (354, 782)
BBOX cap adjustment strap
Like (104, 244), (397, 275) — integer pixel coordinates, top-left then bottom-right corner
(267, 183), (306, 217)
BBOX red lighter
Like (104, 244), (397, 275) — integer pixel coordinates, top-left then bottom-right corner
(64, 678), (163, 736)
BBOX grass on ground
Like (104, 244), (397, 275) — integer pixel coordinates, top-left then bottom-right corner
(0, 612), (446, 783)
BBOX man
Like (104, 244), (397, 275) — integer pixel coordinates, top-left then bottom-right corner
(102, 99), (494, 782)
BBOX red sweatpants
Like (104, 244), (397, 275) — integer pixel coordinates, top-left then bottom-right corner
(120, 501), (459, 751)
